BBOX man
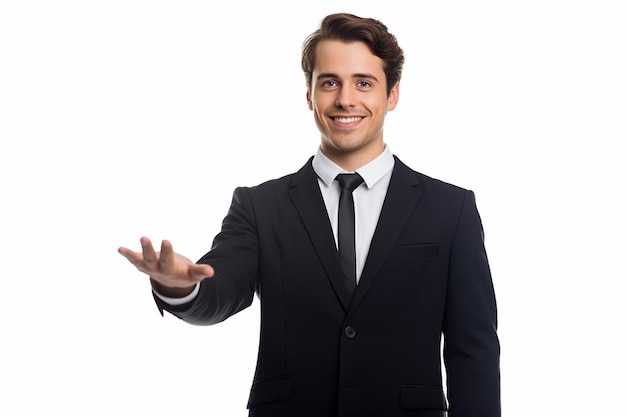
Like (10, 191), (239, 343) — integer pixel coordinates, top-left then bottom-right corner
(119, 13), (501, 417)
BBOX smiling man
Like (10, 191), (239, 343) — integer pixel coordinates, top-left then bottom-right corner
(119, 13), (501, 417)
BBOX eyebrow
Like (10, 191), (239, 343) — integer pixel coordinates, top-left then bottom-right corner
(316, 72), (380, 83)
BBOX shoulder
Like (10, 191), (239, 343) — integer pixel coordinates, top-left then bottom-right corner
(233, 157), (315, 198)
(394, 155), (472, 198)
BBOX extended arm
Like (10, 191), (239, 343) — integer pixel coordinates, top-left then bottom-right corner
(119, 187), (259, 326)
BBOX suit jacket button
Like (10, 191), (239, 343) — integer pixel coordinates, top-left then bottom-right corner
(344, 326), (357, 339)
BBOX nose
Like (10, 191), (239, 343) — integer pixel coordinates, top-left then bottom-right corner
(335, 86), (356, 108)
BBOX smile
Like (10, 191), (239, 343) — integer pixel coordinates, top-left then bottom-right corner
(333, 116), (363, 124)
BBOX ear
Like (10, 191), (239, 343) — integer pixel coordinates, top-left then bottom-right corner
(306, 89), (313, 110)
(386, 82), (400, 111)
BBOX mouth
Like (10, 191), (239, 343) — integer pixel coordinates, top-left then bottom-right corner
(331, 116), (364, 126)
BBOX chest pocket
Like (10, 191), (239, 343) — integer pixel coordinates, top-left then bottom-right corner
(397, 243), (440, 258)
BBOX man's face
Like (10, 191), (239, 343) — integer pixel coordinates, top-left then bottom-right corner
(307, 40), (399, 168)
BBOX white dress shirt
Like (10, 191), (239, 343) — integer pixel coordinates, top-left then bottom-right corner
(156, 145), (395, 304)
(312, 145), (394, 283)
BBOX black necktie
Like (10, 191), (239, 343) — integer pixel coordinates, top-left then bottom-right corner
(335, 173), (364, 296)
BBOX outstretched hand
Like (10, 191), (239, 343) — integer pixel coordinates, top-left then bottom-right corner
(118, 237), (214, 296)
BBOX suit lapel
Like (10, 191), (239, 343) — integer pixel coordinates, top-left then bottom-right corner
(288, 158), (353, 311)
(349, 157), (422, 311)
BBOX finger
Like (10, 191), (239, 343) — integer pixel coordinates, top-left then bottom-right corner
(189, 263), (215, 281)
(159, 239), (174, 272)
(118, 246), (152, 274)
(118, 246), (143, 264)
(140, 237), (158, 268)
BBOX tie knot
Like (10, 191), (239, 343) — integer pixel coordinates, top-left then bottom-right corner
(336, 173), (364, 192)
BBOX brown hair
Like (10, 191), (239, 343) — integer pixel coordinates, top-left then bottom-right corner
(301, 13), (405, 96)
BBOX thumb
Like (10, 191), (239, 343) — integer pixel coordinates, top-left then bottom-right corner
(189, 263), (215, 281)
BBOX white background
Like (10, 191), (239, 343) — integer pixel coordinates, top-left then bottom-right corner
(1, 1), (625, 416)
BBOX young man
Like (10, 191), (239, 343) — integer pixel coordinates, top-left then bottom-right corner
(119, 13), (501, 417)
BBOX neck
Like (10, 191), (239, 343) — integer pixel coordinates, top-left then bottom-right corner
(321, 142), (385, 172)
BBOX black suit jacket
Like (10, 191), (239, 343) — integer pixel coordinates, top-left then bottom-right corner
(156, 156), (500, 417)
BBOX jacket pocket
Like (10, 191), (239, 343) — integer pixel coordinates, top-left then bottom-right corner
(399, 385), (448, 410)
(247, 376), (292, 408)
(397, 243), (440, 258)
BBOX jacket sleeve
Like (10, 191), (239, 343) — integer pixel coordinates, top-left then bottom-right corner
(154, 186), (259, 326)
(443, 190), (501, 416)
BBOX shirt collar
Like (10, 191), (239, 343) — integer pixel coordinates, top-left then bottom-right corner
(312, 145), (395, 189)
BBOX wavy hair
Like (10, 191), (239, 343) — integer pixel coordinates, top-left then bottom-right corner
(302, 13), (405, 96)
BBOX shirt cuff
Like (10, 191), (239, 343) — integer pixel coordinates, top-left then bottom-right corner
(152, 282), (200, 305)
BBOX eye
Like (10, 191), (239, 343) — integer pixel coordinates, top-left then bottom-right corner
(357, 81), (372, 88)
(322, 80), (338, 88)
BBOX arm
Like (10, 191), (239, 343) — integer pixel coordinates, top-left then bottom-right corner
(176, 186), (260, 324)
(119, 187), (259, 325)
(443, 191), (501, 416)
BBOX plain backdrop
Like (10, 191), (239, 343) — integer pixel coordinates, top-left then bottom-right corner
(1, 1), (624, 416)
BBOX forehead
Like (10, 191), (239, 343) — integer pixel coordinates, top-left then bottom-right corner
(313, 40), (385, 77)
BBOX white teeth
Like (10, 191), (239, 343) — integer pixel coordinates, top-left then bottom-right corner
(334, 117), (361, 123)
